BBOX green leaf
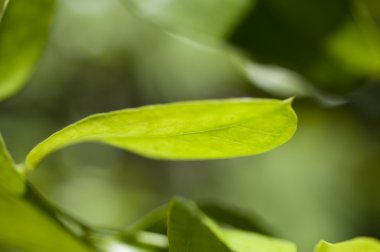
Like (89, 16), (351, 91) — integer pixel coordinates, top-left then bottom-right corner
(25, 98), (297, 171)
(0, 0), (55, 101)
(315, 237), (380, 252)
(0, 189), (93, 252)
(223, 229), (297, 252)
(0, 134), (24, 195)
(167, 198), (232, 252)
(167, 198), (296, 252)
(121, 0), (254, 38)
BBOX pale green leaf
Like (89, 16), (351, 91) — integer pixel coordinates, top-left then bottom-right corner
(0, 0), (55, 101)
(121, 0), (254, 38)
(25, 98), (297, 171)
(0, 189), (93, 252)
(223, 229), (297, 252)
(0, 134), (24, 195)
(315, 237), (380, 252)
(167, 198), (231, 252)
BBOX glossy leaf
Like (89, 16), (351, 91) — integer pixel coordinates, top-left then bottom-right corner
(0, 134), (24, 195)
(25, 98), (297, 170)
(121, 0), (254, 38)
(167, 198), (231, 252)
(0, 0), (55, 101)
(315, 237), (380, 252)
(0, 189), (93, 252)
(223, 229), (296, 252)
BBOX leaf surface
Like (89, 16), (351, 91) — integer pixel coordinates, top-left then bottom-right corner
(25, 98), (297, 170)
(0, 0), (55, 101)
(315, 237), (380, 252)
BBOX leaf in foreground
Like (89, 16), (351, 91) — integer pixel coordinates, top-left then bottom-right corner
(0, 0), (55, 101)
(0, 134), (24, 195)
(315, 237), (380, 252)
(25, 98), (297, 171)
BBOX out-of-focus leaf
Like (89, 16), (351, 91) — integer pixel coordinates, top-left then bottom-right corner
(0, 0), (55, 101)
(121, 0), (254, 38)
(242, 61), (347, 106)
(25, 98), (297, 170)
(315, 237), (380, 252)
(0, 0), (8, 22)
(167, 198), (231, 252)
(223, 229), (296, 252)
(0, 134), (24, 195)
(325, 0), (380, 78)
(0, 189), (93, 252)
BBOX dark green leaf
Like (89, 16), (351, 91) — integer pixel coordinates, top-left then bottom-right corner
(167, 198), (231, 252)
(25, 98), (297, 171)
(0, 0), (55, 101)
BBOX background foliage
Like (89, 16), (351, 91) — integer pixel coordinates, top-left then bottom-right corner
(1, 0), (380, 251)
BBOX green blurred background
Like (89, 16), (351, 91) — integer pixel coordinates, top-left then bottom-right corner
(1, 0), (380, 251)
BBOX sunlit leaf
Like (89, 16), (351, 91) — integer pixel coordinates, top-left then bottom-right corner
(167, 198), (231, 252)
(0, 134), (24, 195)
(223, 229), (297, 252)
(0, 0), (55, 101)
(121, 0), (254, 38)
(0, 189), (93, 252)
(25, 98), (297, 170)
(315, 237), (380, 252)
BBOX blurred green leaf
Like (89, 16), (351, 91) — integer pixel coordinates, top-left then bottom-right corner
(325, 0), (380, 78)
(121, 0), (254, 38)
(167, 198), (231, 252)
(315, 237), (380, 252)
(0, 189), (93, 252)
(25, 98), (297, 170)
(0, 134), (24, 195)
(0, 0), (55, 101)
(0, 0), (8, 22)
(223, 229), (296, 252)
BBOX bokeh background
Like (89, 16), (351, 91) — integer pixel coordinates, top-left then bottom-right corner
(1, 0), (380, 251)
